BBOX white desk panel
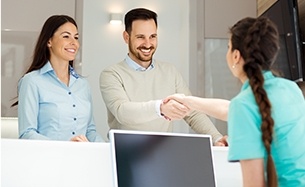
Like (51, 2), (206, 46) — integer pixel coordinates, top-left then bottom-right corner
(212, 147), (243, 187)
(1, 139), (114, 187)
(1, 139), (242, 187)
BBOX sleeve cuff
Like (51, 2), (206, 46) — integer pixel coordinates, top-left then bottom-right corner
(214, 136), (222, 143)
(155, 99), (163, 117)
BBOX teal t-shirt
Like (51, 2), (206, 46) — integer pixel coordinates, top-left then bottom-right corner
(228, 71), (305, 187)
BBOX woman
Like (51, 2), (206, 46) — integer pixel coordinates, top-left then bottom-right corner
(13, 15), (102, 142)
(166, 17), (305, 186)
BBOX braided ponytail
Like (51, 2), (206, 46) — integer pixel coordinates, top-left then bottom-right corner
(230, 17), (280, 187)
(244, 62), (277, 187)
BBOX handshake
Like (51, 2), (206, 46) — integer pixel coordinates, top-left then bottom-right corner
(161, 94), (230, 122)
(160, 94), (193, 121)
(161, 94), (230, 147)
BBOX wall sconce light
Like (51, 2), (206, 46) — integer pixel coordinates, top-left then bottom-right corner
(109, 13), (122, 25)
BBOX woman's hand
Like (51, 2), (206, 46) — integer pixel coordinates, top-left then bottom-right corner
(70, 135), (89, 142)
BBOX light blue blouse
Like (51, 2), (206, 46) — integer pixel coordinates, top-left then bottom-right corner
(228, 71), (305, 187)
(18, 62), (103, 142)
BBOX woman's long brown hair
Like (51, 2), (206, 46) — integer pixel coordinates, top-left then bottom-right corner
(230, 17), (280, 187)
(11, 15), (77, 107)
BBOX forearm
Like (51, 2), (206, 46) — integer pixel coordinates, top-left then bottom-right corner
(187, 96), (230, 121)
(86, 130), (103, 142)
(184, 110), (223, 143)
(240, 159), (266, 187)
(108, 100), (162, 125)
(20, 129), (50, 140)
(86, 122), (103, 142)
(100, 70), (164, 126)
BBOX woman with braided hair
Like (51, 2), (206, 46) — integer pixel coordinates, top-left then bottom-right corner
(226, 17), (305, 187)
(165, 17), (305, 187)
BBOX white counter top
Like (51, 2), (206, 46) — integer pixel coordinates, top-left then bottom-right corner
(1, 139), (242, 187)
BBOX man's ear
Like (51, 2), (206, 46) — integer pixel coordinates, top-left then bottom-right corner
(123, 31), (129, 44)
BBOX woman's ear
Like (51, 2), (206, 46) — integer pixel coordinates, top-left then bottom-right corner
(233, 49), (246, 68)
(123, 31), (129, 44)
(233, 49), (241, 63)
(47, 40), (52, 48)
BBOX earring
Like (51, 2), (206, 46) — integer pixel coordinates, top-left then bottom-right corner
(232, 65), (235, 69)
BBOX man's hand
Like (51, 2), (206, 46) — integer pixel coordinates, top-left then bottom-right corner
(163, 94), (188, 107)
(70, 135), (89, 142)
(160, 99), (191, 120)
(214, 135), (228, 146)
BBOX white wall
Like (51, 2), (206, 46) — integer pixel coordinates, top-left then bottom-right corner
(1, 0), (76, 117)
(1, 0), (75, 32)
(202, 0), (256, 135)
(79, 0), (190, 140)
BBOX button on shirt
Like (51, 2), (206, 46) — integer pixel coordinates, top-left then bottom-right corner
(18, 62), (102, 142)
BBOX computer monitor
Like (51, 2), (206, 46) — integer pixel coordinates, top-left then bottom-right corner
(109, 130), (217, 187)
(261, 0), (304, 81)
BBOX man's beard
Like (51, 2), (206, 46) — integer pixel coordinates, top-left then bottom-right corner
(128, 44), (155, 62)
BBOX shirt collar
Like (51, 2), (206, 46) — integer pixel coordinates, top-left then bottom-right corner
(69, 65), (79, 79)
(40, 61), (53, 74)
(241, 71), (274, 91)
(125, 54), (155, 71)
(39, 61), (79, 79)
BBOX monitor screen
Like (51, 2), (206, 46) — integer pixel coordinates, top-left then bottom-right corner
(261, 0), (304, 81)
(109, 130), (216, 187)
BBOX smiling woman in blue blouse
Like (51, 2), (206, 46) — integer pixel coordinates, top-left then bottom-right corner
(12, 15), (102, 142)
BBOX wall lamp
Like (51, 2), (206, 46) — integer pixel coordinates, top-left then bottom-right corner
(109, 13), (123, 25)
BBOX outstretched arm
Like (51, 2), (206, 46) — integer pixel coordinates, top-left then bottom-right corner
(100, 66), (192, 126)
(100, 67), (177, 126)
(160, 99), (191, 121)
(164, 94), (230, 121)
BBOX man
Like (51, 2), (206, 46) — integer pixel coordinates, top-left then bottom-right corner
(100, 8), (227, 146)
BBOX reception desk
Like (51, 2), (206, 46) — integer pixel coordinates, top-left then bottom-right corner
(1, 139), (242, 187)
